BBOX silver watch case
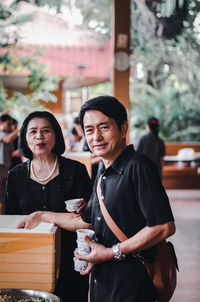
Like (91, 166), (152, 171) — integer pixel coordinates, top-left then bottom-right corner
(112, 243), (125, 261)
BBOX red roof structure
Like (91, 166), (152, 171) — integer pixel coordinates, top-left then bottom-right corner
(1, 2), (113, 88)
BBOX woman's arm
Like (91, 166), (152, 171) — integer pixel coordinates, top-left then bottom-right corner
(17, 210), (91, 231)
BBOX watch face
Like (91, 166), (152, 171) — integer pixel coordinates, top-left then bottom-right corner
(114, 51), (129, 71)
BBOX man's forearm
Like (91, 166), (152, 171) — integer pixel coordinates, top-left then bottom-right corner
(119, 221), (175, 256)
(2, 129), (19, 144)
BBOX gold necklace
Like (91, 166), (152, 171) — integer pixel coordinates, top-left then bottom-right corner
(30, 156), (58, 182)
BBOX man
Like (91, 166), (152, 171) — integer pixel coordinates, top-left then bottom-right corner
(10, 118), (22, 168)
(0, 114), (19, 213)
(18, 96), (175, 302)
(135, 117), (165, 177)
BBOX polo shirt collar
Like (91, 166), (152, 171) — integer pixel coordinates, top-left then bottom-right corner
(100, 144), (135, 175)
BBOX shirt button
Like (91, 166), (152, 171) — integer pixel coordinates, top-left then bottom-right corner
(43, 205), (46, 209)
(102, 196), (104, 200)
(97, 216), (101, 221)
(102, 176), (106, 180)
(42, 186), (45, 190)
(94, 279), (97, 284)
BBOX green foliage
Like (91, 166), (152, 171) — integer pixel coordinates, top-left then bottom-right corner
(89, 82), (113, 98)
(0, 50), (59, 124)
(75, 0), (112, 37)
(130, 1), (200, 143)
(0, 0), (33, 47)
(0, 1), (59, 124)
(130, 33), (200, 142)
(32, 0), (112, 37)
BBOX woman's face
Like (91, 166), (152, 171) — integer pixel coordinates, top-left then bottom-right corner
(26, 117), (56, 157)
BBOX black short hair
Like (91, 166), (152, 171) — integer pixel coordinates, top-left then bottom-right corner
(11, 118), (18, 125)
(73, 116), (80, 125)
(147, 117), (159, 136)
(79, 95), (127, 131)
(71, 127), (78, 136)
(19, 111), (65, 159)
(0, 114), (12, 122)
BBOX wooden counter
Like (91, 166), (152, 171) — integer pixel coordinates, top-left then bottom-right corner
(0, 216), (60, 292)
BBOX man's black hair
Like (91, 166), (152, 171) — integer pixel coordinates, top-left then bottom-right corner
(71, 127), (78, 136)
(0, 114), (12, 122)
(147, 117), (159, 136)
(79, 95), (127, 131)
(19, 111), (65, 159)
(11, 118), (18, 125)
(73, 116), (80, 125)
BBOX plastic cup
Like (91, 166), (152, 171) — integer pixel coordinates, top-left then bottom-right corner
(76, 229), (94, 242)
(76, 241), (91, 255)
(73, 257), (88, 272)
(64, 198), (81, 212)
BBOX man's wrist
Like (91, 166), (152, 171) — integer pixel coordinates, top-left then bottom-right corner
(112, 243), (125, 261)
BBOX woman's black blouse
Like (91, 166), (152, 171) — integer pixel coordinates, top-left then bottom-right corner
(5, 155), (92, 214)
(5, 155), (92, 302)
(82, 145), (174, 302)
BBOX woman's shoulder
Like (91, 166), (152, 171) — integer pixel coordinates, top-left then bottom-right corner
(8, 160), (29, 176)
(7, 161), (29, 185)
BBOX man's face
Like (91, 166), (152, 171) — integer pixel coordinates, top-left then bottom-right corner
(83, 110), (127, 163)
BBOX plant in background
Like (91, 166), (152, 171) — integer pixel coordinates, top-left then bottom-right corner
(130, 0), (200, 143)
(0, 0), (59, 125)
(0, 49), (59, 125)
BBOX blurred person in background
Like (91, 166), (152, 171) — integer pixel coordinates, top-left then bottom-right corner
(135, 117), (165, 177)
(73, 116), (102, 182)
(10, 118), (22, 169)
(0, 114), (19, 214)
(73, 116), (89, 152)
(4, 111), (92, 302)
(69, 127), (82, 152)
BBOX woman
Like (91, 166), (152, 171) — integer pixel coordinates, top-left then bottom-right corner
(135, 117), (165, 177)
(5, 111), (92, 302)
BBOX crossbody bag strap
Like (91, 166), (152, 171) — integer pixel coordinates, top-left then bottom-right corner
(97, 175), (128, 242)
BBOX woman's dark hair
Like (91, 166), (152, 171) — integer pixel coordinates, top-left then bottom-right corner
(19, 111), (65, 159)
(147, 117), (159, 136)
(79, 95), (127, 131)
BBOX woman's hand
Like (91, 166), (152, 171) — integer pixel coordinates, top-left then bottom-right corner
(17, 211), (42, 229)
(74, 236), (114, 275)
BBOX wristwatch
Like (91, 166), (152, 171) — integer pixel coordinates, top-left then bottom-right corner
(112, 243), (125, 261)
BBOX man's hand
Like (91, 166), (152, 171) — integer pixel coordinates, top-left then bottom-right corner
(17, 211), (42, 229)
(74, 236), (114, 275)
